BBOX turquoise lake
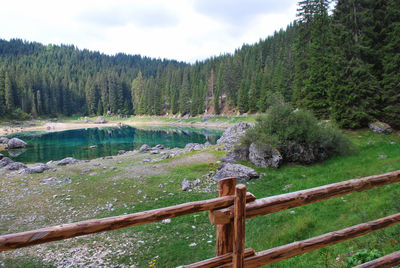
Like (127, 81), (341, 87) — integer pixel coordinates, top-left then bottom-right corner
(2, 126), (222, 163)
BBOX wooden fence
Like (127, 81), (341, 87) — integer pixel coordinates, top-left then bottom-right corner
(0, 170), (400, 267)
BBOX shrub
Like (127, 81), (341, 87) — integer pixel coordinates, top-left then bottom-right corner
(346, 249), (383, 267)
(241, 102), (352, 163)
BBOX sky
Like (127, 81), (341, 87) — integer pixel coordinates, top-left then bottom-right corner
(0, 0), (298, 63)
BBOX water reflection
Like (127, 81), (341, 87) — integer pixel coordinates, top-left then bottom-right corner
(3, 126), (222, 163)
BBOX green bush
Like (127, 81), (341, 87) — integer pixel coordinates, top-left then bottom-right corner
(241, 102), (352, 161)
(346, 249), (383, 267)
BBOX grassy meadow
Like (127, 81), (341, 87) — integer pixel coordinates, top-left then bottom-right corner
(0, 128), (399, 267)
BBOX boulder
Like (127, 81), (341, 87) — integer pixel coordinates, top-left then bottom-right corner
(22, 163), (50, 174)
(139, 144), (151, 153)
(150, 149), (159, 154)
(217, 122), (251, 150)
(213, 163), (259, 182)
(221, 144), (249, 163)
(118, 150), (126, 155)
(182, 178), (192, 191)
(153, 144), (164, 150)
(57, 157), (77, 166)
(249, 143), (282, 168)
(184, 143), (204, 151)
(0, 153), (3, 160)
(0, 157), (13, 168)
(93, 116), (106, 124)
(0, 137), (9, 144)
(84, 116), (89, 123)
(182, 113), (190, 120)
(7, 138), (27, 149)
(279, 143), (328, 164)
(7, 162), (27, 170)
(368, 121), (393, 134)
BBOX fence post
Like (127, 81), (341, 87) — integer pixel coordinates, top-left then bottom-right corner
(233, 184), (246, 268)
(215, 177), (236, 256)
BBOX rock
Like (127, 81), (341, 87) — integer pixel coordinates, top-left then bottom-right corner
(202, 115), (211, 122)
(184, 143), (204, 151)
(217, 122), (251, 150)
(193, 178), (201, 186)
(141, 157), (151, 163)
(0, 157), (13, 168)
(7, 162), (27, 170)
(7, 138), (27, 149)
(0, 153), (3, 160)
(182, 113), (190, 120)
(89, 145), (97, 149)
(283, 184), (292, 191)
(214, 163), (259, 182)
(378, 154), (387, 159)
(93, 116), (106, 124)
(221, 144), (249, 163)
(0, 137), (9, 144)
(84, 116), (89, 123)
(104, 156), (113, 159)
(182, 178), (192, 191)
(161, 154), (171, 160)
(57, 157), (77, 166)
(368, 121), (393, 134)
(118, 150), (126, 155)
(150, 149), (160, 154)
(279, 143), (328, 164)
(153, 144), (164, 150)
(249, 143), (283, 168)
(139, 144), (151, 153)
(22, 163), (50, 174)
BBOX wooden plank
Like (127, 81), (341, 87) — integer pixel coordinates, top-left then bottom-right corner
(220, 212), (400, 267)
(210, 170), (400, 225)
(178, 248), (255, 268)
(233, 184), (246, 268)
(354, 251), (400, 268)
(215, 177), (236, 256)
(0, 191), (255, 252)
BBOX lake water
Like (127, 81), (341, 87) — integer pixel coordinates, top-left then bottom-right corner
(2, 126), (222, 163)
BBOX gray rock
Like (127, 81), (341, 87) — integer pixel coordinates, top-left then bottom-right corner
(153, 144), (164, 150)
(118, 150), (126, 155)
(369, 121), (393, 134)
(89, 145), (97, 149)
(213, 163), (259, 182)
(84, 116), (89, 123)
(139, 144), (151, 153)
(182, 178), (192, 191)
(249, 143), (282, 168)
(22, 163), (50, 174)
(184, 143), (204, 151)
(182, 113), (190, 120)
(7, 138), (27, 149)
(279, 143), (328, 164)
(93, 116), (106, 124)
(0, 153), (3, 160)
(378, 154), (388, 159)
(0, 157), (13, 168)
(221, 144), (249, 163)
(57, 157), (77, 166)
(202, 115), (211, 122)
(0, 137), (9, 144)
(193, 178), (201, 186)
(161, 154), (172, 160)
(150, 149), (160, 154)
(104, 156), (113, 159)
(141, 157), (151, 163)
(7, 162), (27, 170)
(217, 122), (251, 150)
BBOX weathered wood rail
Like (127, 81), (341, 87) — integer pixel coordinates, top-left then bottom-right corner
(0, 171), (399, 267)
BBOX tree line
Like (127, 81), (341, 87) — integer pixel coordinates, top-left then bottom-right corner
(0, 0), (398, 128)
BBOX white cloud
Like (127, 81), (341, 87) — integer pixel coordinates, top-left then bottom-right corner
(0, 0), (298, 62)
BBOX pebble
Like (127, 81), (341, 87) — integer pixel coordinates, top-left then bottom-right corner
(189, 243), (197, 247)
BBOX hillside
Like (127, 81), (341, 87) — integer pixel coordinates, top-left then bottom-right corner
(0, 0), (399, 129)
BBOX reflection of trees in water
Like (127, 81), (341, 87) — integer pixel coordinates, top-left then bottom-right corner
(5, 126), (222, 163)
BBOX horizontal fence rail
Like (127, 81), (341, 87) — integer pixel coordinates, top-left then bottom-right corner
(0, 193), (255, 251)
(355, 250), (400, 268)
(219, 213), (400, 267)
(210, 171), (400, 225)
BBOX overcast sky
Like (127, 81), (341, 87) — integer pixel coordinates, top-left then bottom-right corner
(1, 0), (298, 63)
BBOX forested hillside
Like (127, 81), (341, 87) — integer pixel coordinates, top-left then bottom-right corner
(0, 0), (398, 128)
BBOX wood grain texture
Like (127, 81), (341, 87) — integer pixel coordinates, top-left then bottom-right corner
(178, 248), (254, 268)
(210, 171), (400, 225)
(220, 213), (400, 267)
(233, 184), (246, 268)
(216, 177), (236, 256)
(0, 190), (255, 252)
(354, 251), (400, 268)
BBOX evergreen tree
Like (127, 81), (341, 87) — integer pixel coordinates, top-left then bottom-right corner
(0, 69), (5, 116)
(4, 72), (15, 111)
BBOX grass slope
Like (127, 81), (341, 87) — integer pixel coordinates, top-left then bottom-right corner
(0, 129), (399, 267)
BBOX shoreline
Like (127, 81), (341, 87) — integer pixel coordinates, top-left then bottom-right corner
(0, 120), (230, 136)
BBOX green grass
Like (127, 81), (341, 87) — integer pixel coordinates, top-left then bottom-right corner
(0, 129), (399, 267)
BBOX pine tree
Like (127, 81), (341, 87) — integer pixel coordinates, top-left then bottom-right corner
(179, 68), (191, 115)
(4, 72), (15, 111)
(0, 69), (5, 116)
